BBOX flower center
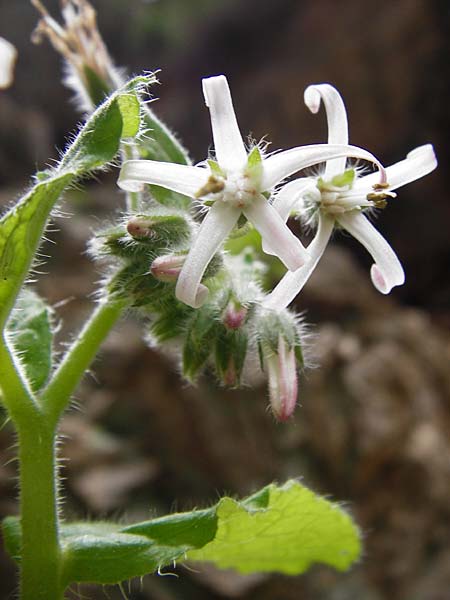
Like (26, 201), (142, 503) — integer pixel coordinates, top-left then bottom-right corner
(196, 170), (259, 208)
(308, 169), (397, 216)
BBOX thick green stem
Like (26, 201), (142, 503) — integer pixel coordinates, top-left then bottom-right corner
(18, 419), (63, 600)
(42, 299), (125, 425)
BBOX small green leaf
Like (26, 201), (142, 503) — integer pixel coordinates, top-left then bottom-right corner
(0, 172), (72, 331)
(187, 480), (361, 574)
(117, 93), (141, 138)
(7, 289), (54, 392)
(0, 76), (148, 332)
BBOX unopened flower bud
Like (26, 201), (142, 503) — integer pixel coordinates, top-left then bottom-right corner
(126, 216), (155, 239)
(263, 336), (298, 422)
(151, 254), (185, 283)
(222, 301), (248, 330)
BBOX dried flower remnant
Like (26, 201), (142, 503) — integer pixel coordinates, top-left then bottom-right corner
(263, 84), (438, 311)
(31, 0), (123, 109)
(0, 37), (17, 89)
(119, 75), (386, 308)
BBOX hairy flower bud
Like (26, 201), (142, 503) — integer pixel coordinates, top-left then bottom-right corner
(263, 336), (298, 422)
(222, 300), (248, 330)
(254, 308), (305, 421)
(150, 254), (186, 283)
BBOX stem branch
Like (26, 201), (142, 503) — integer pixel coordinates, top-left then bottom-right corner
(42, 299), (125, 425)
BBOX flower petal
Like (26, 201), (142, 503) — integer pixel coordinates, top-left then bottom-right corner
(337, 211), (405, 293)
(243, 195), (309, 271)
(0, 37), (17, 89)
(262, 144), (386, 191)
(202, 75), (247, 172)
(266, 336), (298, 422)
(304, 84), (349, 178)
(118, 159), (208, 195)
(352, 144), (437, 192)
(175, 202), (240, 308)
(262, 178), (315, 256)
(263, 214), (334, 310)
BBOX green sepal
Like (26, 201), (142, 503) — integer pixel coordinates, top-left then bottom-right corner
(214, 327), (248, 386)
(245, 146), (263, 180)
(207, 160), (225, 178)
(182, 304), (219, 380)
(317, 169), (355, 192)
(149, 300), (192, 343)
(6, 289), (54, 392)
(331, 168), (355, 188)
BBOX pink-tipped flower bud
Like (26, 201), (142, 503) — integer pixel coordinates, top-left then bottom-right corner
(127, 216), (155, 239)
(264, 336), (298, 422)
(150, 254), (186, 283)
(222, 301), (248, 330)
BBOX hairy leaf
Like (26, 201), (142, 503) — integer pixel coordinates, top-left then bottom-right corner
(7, 289), (54, 392)
(187, 480), (361, 574)
(0, 76), (149, 331)
(2, 480), (360, 585)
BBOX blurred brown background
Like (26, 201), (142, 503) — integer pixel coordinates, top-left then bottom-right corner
(0, 1), (449, 599)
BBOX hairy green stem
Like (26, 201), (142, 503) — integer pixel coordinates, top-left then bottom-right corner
(41, 299), (125, 425)
(18, 418), (62, 600)
(0, 337), (39, 425)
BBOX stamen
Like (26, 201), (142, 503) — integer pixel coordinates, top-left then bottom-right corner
(194, 175), (225, 198)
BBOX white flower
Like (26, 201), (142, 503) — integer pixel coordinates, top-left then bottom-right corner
(263, 84), (438, 311)
(118, 75), (385, 308)
(0, 37), (17, 89)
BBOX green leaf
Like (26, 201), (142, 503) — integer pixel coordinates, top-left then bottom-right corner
(60, 523), (178, 585)
(0, 172), (72, 331)
(187, 480), (361, 574)
(2, 480), (360, 585)
(7, 289), (54, 392)
(0, 76), (148, 332)
(122, 508), (217, 548)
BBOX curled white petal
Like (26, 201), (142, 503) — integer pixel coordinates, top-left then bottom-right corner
(262, 144), (386, 191)
(337, 211), (405, 294)
(262, 178), (315, 256)
(0, 37), (17, 89)
(175, 202), (240, 308)
(304, 83), (349, 179)
(243, 195), (309, 271)
(353, 144), (437, 192)
(118, 160), (208, 195)
(263, 214), (334, 311)
(202, 75), (247, 172)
